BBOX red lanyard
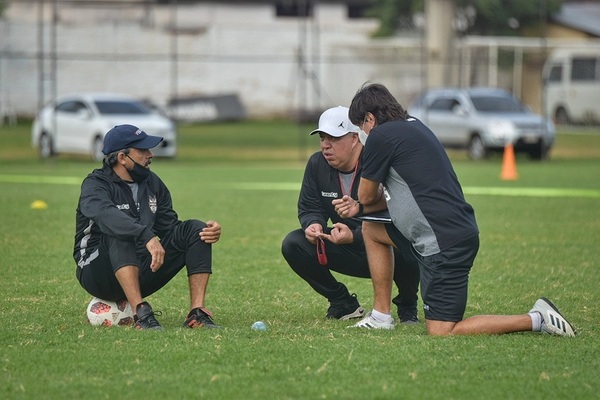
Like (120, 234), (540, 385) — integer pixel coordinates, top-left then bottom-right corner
(317, 238), (328, 265)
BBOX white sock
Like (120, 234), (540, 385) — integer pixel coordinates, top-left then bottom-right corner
(529, 311), (542, 332)
(371, 309), (392, 322)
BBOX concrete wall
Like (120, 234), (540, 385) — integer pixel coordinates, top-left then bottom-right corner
(0, 1), (425, 118)
(3, 2), (588, 120)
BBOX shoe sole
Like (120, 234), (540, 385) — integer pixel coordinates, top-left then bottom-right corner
(349, 318), (395, 330)
(337, 307), (366, 321)
(135, 325), (164, 330)
(400, 319), (419, 324)
(348, 313), (396, 330)
(184, 320), (222, 329)
(184, 320), (204, 328)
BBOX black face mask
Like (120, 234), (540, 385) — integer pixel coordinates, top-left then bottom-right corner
(125, 155), (151, 182)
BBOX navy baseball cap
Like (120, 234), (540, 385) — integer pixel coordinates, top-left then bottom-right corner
(102, 124), (164, 155)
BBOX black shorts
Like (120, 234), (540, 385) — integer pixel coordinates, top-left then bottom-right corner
(76, 219), (212, 301)
(386, 224), (479, 322)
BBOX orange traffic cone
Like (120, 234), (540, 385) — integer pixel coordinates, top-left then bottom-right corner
(500, 143), (518, 181)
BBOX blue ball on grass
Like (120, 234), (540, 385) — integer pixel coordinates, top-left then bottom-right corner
(251, 321), (267, 331)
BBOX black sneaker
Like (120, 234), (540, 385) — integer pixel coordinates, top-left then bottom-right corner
(326, 293), (365, 320)
(183, 307), (221, 328)
(134, 302), (163, 330)
(392, 294), (419, 324)
(398, 308), (419, 324)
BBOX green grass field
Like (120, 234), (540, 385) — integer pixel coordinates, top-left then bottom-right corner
(1, 121), (599, 399)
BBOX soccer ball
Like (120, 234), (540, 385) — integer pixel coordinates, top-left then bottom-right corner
(86, 297), (134, 327)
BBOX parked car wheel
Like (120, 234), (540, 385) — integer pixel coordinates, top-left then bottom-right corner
(39, 132), (55, 159)
(468, 134), (488, 160)
(92, 136), (104, 161)
(529, 140), (550, 160)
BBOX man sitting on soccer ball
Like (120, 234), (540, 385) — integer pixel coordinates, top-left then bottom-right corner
(73, 124), (222, 330)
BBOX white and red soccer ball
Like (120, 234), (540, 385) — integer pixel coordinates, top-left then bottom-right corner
(86, 297), (134, 327)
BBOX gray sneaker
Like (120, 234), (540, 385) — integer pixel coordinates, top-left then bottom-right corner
(529, 297), (576, 337)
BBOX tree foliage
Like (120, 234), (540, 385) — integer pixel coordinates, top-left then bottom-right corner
(457, 0), (563, 35)
(368, 0), (564, 37)
(368, 0), (424, 37)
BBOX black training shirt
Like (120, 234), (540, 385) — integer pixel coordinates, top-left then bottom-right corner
(361, 117), (478, 256)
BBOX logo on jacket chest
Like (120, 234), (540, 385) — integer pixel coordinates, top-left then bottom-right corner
(321, 191), (338, 198)
(149, 196), (157, 213)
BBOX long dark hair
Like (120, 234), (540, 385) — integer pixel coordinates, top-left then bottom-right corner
(348, 83), (408, 126)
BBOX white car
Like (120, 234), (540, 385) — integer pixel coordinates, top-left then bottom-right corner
(31, 93), (177, 161)
(409, 87), (555, 160)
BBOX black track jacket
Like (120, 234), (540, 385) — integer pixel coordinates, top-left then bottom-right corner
(73, 163), (180, 268)
(298, 151), (364, 246)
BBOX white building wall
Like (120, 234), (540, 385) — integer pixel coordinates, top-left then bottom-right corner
(0, 2), (425, 118)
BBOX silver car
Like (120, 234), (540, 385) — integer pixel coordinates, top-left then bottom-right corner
(31, 93), (177, 161)
(409, 87), (555, 160)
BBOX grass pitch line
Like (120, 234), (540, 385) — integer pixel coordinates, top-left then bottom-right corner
(463, 186), (600, 198)
(225, 182), (600, 198)
(0, 174), (82, 185)
(2, 176), (599, 198)
(224, 182), (301, 191)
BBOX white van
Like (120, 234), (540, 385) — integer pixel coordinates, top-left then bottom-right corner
(543, 48), (600, 124)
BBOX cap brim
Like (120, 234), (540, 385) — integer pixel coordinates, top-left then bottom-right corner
(309, 129), (348, 137)
(133, 135), (164, 150)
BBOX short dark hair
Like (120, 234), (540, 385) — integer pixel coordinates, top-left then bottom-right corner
(348, 83), (408, 126)
(104, 148), (130, 167)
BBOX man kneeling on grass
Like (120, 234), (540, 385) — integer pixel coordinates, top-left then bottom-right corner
(73, 124), (222, 330)
(334, 83), (576, 337)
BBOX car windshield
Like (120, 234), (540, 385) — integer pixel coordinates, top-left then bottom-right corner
(94, 100), (151, 115)
(470, 95), (525, 113)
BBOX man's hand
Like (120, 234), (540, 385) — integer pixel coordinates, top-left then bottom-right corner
(200, 220), (221, 244)
(304, 223), (323, 245)
(146, 236), (165, 272)
(318, 223), (354, 245)
(332, 195), (360, 219)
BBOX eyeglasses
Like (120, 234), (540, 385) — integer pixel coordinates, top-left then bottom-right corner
(316, 238), (328, 265)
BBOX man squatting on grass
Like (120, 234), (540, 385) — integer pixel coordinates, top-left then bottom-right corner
(334, 83), (576, 336)
(282, 106), (420, 323)
(73, 124), (222, 330)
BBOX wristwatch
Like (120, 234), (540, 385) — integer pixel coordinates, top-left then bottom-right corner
(356, 201), (364, 217)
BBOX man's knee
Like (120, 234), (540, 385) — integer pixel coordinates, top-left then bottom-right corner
(171, 219), (207, 245)
(426, 319), (457, 336)
(182, 219), (206, 234)
(281, 229), (305, 259)
(362, 221), (392, 245)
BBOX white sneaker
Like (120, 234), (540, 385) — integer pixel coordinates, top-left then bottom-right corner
(529, 297), (576, 337)
(348, 312), (395, 330)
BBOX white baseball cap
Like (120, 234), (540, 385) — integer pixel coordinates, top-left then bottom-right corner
(309, 106), (359, 137)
